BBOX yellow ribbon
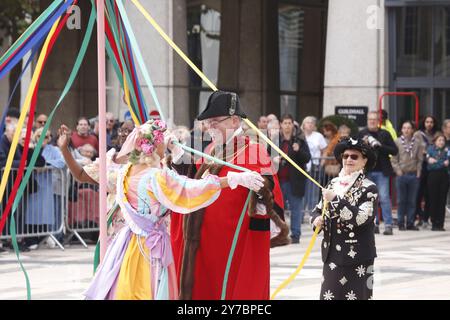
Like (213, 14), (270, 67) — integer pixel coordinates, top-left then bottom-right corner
(0, 18), (61, 205)
(130, 0), (323, 191)
(270, 200), (328, 300)
(130, 0), (219, 92)
(130, 0), (327, 299)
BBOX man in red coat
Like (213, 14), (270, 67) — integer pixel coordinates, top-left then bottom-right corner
(171, 91), (284, 300)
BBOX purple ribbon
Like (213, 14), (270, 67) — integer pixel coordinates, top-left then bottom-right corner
(145, 224), (174, 267)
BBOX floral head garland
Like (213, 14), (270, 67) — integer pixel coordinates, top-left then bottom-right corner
(129, 119), (167, 163)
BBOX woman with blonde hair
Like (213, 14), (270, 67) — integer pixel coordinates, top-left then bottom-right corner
(57, 119), (264, 300)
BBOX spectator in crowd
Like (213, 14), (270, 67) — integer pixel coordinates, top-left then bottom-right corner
(21, 129), (51, 250)
(71, 117), (99, 152)
(0, 108), (20, 136)
(311, 137), (378, 300)
(441, 119), (450, 174)
(338, 124), (352, 139)
(257, 116), (268, 130)
(1, 124), (45, 251)
(267, 113), (278, 124)
(416, 115), (439, 228)
(106, 112), (118, 149)
(92, 117), (99, 137)
(34, 114), (48, 130)
(191, 119), (211, 156)
(320, 121), (341, 179)
(275, 114), (311, 244)
(443, 119), (450, 148)
(34, 128), (66, 245)
(301, 116), (327, 215)
(358, 111), (398, 235)
(391, 121), (423, 231)
(111, 120), (135, 152)
(267, 119), (280, 140)
(426, 132), (450, 231)
(3, 108), (20, 127)
(78, 143), (96, 165)
(381, 110), (397, 141)
(172, 125), (191, 144)
(149, 110), (161, 120)
(0, 123), (25, 251)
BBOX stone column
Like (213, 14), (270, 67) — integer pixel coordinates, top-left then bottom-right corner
(218, 0), (279, 123)
(323, 0), (387, 116)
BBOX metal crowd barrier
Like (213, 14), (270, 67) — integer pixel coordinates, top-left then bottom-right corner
(300, 157), (335, 221)
(0, 167), (66, 250)
(64, 169), (99, 248)
(3, 155), (450, 252)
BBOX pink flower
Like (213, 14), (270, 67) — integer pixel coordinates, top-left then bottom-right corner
(141, 144), (154, 155)
(154, 131), (164, 144)
(153, 120), (166, 130)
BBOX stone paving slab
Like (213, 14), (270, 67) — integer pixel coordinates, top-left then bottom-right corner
(1, 221), (449, 300)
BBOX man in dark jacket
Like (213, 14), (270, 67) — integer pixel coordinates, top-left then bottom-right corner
(0, 123), (46, 251)
(358, 111), (399, 235)
(274, 114), (311, 243)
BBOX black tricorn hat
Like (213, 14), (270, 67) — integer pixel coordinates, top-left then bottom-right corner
(197, 91), (247, 121)
(334, 137), (377, 170)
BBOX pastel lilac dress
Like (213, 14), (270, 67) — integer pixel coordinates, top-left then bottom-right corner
(83, 162), (221, 300)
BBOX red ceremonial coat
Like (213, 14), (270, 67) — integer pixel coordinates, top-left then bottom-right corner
(170, 136), (283, 299)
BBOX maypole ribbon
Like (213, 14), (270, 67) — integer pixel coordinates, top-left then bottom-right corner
(4, 1), (95, 300)
(0, 14), (65, 207)
(1, 17), (63, 301)
(129, 0), (329, 299)
(0, 44), (39, 135)
(104, 0), (144, 124)
(1, 0), (79, 234)
(271, 200), (328, 299)
(130, 0), (219, 92)
(0, 0), (74, 80)
(0, 0), (63, 67)
(116, 0), (166, 121)
(129, 0), (323, 190)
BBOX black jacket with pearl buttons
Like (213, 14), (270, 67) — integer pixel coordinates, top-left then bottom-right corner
(310, 173), (378, 266)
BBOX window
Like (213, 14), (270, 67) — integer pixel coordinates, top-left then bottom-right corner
(278, 3), (304, 118)
(396, 6), (432, 77)
(187, 2), (221, 120)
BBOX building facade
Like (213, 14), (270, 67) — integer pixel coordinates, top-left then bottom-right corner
(1, 0), (449, 131)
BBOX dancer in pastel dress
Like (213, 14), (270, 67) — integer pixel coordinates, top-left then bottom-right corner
(57, 119), (264, 300)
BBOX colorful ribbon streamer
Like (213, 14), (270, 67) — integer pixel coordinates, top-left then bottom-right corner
(129, 0), (328, 299)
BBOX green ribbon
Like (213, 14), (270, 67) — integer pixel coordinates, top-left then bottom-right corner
(8, 2), (96, 300)
(104, 0), (143, 123)
(220, 192), (252, 300)
(115, 0), (166, 121)
(93, 202), (119, 273)
(0, 0), (63, 66)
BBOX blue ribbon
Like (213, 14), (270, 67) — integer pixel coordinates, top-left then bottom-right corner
(115, 0), (166, 121)
(0, 43), (41, 135)
(0, 0), (75, 80)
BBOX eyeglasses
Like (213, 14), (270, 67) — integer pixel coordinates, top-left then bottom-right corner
(342, 154), (360, 160)
(205, 116), (231, 127)
(118, 129), (131, 135)
(38, 121), (46, 125)
(107, 119), (115, 123)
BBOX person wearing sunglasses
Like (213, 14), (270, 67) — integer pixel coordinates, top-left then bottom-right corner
(311, 137), (378, 300)
(34, 114), (48, 129)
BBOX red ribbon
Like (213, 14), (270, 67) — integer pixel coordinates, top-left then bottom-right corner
(0, 2), (77, 235)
